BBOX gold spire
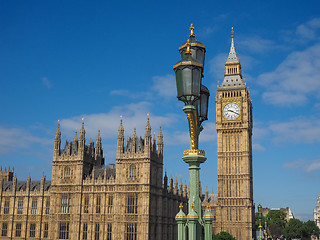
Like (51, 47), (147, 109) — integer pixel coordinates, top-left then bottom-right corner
(231, 26), (234, 38)
(185, 39), (191, 54)
(189, 24), (195, 37)
(206, 203), (210, 210)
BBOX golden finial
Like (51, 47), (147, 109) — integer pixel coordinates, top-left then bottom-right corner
(147, 113), (149, 119)
(82, 117), (84, 123)
(231, 27), (234, 38)
(206, 204), (210, 210)
(191, 202), (195, 209)
(186, 39), (191, 54)
(179, 203), (183, 210)
(189, 24), (195, 37)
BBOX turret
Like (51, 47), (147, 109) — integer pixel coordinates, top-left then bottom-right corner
(169, 175), (173, 192)
(72, 131), (78, 155)
(79, 120), (86, 154)
(163, 172), (168, 190)
(54, 122), (61, 157)
(132, 128), (137, 153)
(95, 130), (104, 166)
(144, 117), (152, 155)
(26, 172), (31, 192)
(184, 181), (188, 198)
(117, 118), (124, 155)
(179, 180), (183, 196)
(157, 126), (163, 155)
(174, 177), (178, 195)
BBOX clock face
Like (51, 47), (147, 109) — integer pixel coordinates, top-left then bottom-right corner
(223, 102), (240, 120)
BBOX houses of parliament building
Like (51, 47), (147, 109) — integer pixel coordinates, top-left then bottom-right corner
(0, 27), (254, 240)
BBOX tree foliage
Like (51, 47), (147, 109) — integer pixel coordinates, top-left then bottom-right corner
(255, 212), (267, 229)
(283, 219), (303, 239)
(212, 231), (236, 240)
(266, 210), (287, 229)
(283, 219), (320, 240)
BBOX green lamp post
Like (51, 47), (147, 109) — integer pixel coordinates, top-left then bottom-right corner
(174, 24), (214, 240)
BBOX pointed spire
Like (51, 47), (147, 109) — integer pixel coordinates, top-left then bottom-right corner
(184, 181), (188, 198)
(205, 187), (209, 202)
(117, 117), (124, 156)
(226, 27), (239, 64)
(55, 120), (61, 139)
(145, 114), (151, 135)
(157, 125), (163, 155)
(219, 27), (245, 89)
(73, 131), (78, 142)
(169, 175), (173, 192)
(118, 116), (124, 135)
(174, 177), (178, 195)
(80, 118), (85, 138)
(179, 180), (183, 196)
(164, 171), (168, 189)
(96, 130), (101, 143)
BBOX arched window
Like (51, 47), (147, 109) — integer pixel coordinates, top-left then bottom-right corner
(129, 165), (136, 180)
(64, 167), (71, 180)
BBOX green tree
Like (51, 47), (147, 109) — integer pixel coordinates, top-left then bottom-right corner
(283, 218), (303, 240)
(266, 210), (287, 238)
(266, 210), (286, 228)
(212, 231), (236, 240)
(301, 220), (320, 239)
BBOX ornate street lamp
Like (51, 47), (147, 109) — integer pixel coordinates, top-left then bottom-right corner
(174, 24), (214, 240)
(257, 203), (263, 240)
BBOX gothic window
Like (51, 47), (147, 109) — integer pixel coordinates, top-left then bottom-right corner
(107, 223), (112, 240)
(17, 199), (23, 214)
(82, 223), (88, 240)
(108, 196), (113, 214)
(95, 223), (100, 240)
(61, 195), (71, 214)
(1, 223), (7, 237)
(129, 165), (136, 180)
(84, 196), (89, 213)
(3, 199), (9, 214)
(44, 223), (49, 238)
(64, 167), (71, 180)
(126, 195), (138, 214)
(31, 199), (37, 214)
(15, 223), (21, 237)
(59, 222), (69, 239)
(126, 223), (137, 240)
(96, 196), (101, 213)
(30, 223), (36, 237)
(45, 199), (50, 214)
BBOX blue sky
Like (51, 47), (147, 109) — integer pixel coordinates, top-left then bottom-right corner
(1, 0), (320, 221)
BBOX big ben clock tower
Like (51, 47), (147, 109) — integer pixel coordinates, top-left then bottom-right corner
(215, 28), (254, 240)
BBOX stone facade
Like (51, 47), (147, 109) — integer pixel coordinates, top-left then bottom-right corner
(0, 119), (187, 240)
(314, 193), (320, 228)
(203, 30), (255, 240)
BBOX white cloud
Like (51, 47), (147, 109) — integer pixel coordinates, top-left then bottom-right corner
(283, 158), (320, 173)
(296, 18), (320, 41)
(0, 126), (51, 155)
(59, 101), (179, 142)
(258, 44), (320, 106)
(42, 77), (52, 89)
(269, 117), (320, 144)
(239, 36), (277, 53)
(152, 74), (176, 98)
(252, 143), (265, 151)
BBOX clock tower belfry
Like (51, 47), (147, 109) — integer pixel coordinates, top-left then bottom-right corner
(215, 28), (254, 240)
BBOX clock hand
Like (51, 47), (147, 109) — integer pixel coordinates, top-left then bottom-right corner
(228, 109), (239, 115)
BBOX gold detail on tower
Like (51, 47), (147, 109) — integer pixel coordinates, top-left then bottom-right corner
(190, 24), (195, 37)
